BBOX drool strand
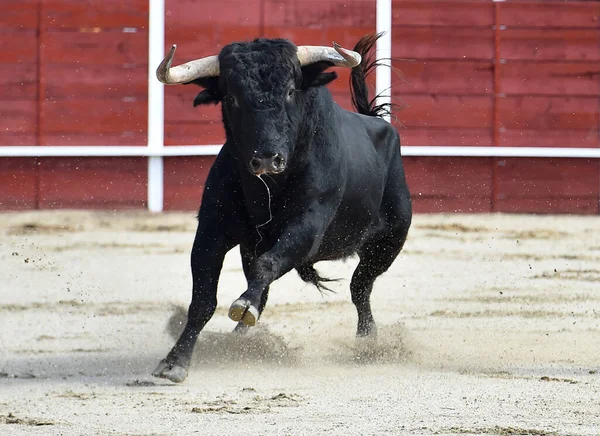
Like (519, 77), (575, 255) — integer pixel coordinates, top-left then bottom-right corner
(255, 174), (273, 256)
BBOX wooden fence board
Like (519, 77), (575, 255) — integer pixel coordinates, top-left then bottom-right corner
(165, 90), (221, 123)
(40, 133), (146, 146)
(0, 101), (37, 134)
(164, 156), (213, 210)
(167, 0), (261, 27)
(38, 157), (147, 209)
(497, 96), (599, 131)
(0, 32), (38, 64)
(391, 0), (493, 27)
(400, 127), (493, 147)
(0, 64), (37, 99)
(403, 157), (493, 198)
(0, 0), (39, 30)
(499, 62), (600, 96)
(41, 98), (146, 135)
(394, 60), (494, 95)
(393, 27), (494, 60)
(500, 29), (600, 62)
(494, 158), (600, 198)
(264, 0), (375, 28)
(499, 129), (599, 148)
(164, 122), (225, 146)
(494, 197), (598, 214)
(42, 31), (148, 66)
(164, 27), (221, 62)
(323, 27), (376, 50)
(412, 196), (492, 213)
(41, 0), (148, 30)
(0, 134), (37, 146)
(262, 27), (326, 45)
(397, 95), (493, 128)
(220, 25), (263, 45)
(403, 156), (493, 213)
(44, 65), (147, 98)
(0, 158), (37, 210)
(500, 1), (600, 29)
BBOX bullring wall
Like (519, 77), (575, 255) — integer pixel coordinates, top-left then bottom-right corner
(1, 0), (599, 213)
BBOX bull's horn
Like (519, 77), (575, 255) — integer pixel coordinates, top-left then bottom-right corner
(296, 43), (361, 68)
(156, 44), (219, 85)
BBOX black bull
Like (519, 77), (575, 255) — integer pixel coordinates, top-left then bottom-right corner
(153, 33), (412, 382)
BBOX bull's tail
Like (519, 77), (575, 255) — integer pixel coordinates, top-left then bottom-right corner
(350, 32), (402, 119)
(297, 265), (339, 295)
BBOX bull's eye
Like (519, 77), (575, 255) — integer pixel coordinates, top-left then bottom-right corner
(286, 88), (295, 100)
(225, 95), (238, 107)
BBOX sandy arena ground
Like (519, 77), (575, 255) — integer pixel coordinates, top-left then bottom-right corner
(0, 210), (599, 435)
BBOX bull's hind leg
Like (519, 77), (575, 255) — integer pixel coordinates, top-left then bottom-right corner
(351, 237), (403, 337)
(351, 191), (411, 337)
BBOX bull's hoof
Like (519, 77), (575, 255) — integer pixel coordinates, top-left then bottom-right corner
(152, 359), (188, 383)
(228, 299), (259, 326)
(357, 321), (378, 338)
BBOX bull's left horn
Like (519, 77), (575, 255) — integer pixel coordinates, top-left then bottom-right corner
(156, 44), (219, 85)
(296, 43), (361, 68)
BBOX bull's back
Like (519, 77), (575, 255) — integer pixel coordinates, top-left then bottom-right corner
(312, 109), (397, 261)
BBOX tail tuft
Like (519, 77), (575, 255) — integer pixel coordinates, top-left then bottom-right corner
(350, 32), (404, 119)
(297, 265), (339, 295)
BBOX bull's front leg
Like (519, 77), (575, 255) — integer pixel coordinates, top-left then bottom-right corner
(153, 227), (235, 382)
(153, 151), (242, 383)
(228, 202), (334, 326)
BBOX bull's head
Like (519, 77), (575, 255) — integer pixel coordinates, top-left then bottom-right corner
(156, 39), (361, 176)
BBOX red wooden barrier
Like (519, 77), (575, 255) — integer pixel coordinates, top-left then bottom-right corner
(494, 158), (600, 214)
(391, 0), (494, 27)
(40, 0), (149, 30)
(0, 159), (38, 210)
(37, 157), (147, 209)
(0, 0), (598, 214)
(404, 157), (494, 213)
(500, 1), (600, 28)
(164, 156), (212, 210)
(499, 62), (600, 97)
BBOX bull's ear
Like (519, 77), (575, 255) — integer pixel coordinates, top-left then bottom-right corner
(187, 77), (222, 106)
(301, 61), (338, 89)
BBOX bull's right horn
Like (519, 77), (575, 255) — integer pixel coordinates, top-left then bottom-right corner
(156, 44), (219, 85)
(296, 43), (362, 68)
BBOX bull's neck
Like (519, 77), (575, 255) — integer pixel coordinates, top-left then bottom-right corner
(293, 86), (337, 163)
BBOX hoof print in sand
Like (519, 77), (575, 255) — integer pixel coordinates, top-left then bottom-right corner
(191, 391), (303, 415)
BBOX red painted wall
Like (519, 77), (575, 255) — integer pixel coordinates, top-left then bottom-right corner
(1, 0), (598, 213)
(392, 0), (600, 214)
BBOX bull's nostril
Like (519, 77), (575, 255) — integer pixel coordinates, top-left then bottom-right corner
(272, 155), (284, 168)
(250, 158), (261, 170)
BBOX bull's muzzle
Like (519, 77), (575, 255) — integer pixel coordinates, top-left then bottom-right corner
(249, 153), (286, 176)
